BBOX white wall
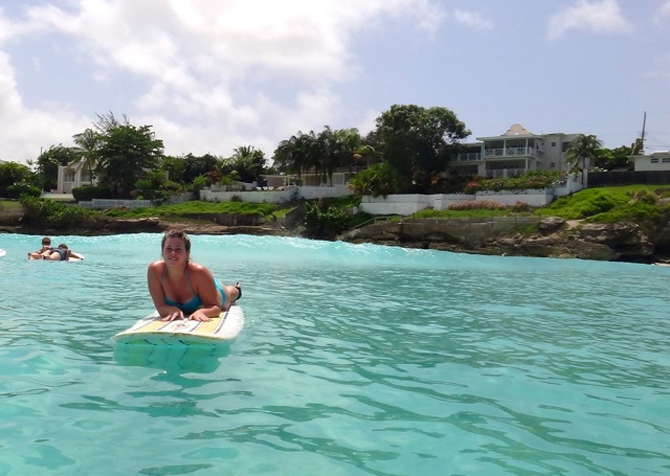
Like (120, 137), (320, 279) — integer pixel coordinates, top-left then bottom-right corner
(358, 179), (585, 216)
(361, 194), (432, 215)
(633, 153), (670, 172)
(200, 184), (351, 204)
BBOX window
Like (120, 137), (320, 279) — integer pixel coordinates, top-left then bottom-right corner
(551, 141), (557, 147)
(64, 170), (75, 182)
(550, 162), (555, 169)
(651, 158), (659, 164)
(662, 158), (670, 163)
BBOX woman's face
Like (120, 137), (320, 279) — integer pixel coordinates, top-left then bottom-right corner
(162, 237), (189, 266)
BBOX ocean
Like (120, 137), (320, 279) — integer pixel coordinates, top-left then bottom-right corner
(0, 232), (669, 475)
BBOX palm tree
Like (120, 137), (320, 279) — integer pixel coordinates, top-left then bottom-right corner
(71, 128), (102, 183)
(566, 134), (602, 184)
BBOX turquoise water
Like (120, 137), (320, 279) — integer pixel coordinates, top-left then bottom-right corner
(0, 233), (669, 476)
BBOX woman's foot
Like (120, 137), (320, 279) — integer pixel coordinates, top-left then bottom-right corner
(223, 282), (242, 311)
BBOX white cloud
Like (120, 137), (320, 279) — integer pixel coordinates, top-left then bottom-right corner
(547, 0), (632, 41)
(453, 9), (494, 31)
(1, 1), (455, 162)
(657, 1), (670, 18)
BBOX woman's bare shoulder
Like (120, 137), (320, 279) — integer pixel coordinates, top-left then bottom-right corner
(148, 260), (164, 271)
(187, 262), (214, 278)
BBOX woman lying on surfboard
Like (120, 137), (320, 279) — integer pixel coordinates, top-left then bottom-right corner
(147, 230), (242, 322)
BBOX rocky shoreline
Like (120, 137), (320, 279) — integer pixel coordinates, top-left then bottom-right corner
(2, 215), (669, 264)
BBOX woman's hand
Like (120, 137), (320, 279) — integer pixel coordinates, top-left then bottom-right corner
(160, 307), (185, 321)
(188, 310), (211, 322)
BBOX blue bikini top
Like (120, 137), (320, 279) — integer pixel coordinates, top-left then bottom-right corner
(162, 266), (224, 314)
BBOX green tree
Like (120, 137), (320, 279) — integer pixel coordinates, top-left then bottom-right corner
(375, 104), (470, 191)
(35, 145), (80, 191)
(0, 161), (39, 197)
(317, 127), (362, 185)
(71, 128), (102, 181)
(594, 145), (633, 171)
(272, 132), (313, 182)
(228, 146), (268, 183)
(566, 134), (602, 183)
(96, 124), (164, 198)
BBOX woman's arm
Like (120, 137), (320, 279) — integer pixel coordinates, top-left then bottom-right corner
(147, 261), (185, 321)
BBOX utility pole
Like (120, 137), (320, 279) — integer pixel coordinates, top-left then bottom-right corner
(641, 111), (646, 154)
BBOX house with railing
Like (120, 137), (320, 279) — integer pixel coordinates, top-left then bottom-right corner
(55, 161), (94, 193)
(450, 123), (580, 178)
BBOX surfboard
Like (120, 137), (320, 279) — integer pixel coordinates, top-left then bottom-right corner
(114, 304), (244, 346)
(28, 254), (84, 261)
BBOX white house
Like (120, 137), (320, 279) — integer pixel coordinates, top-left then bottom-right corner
(632, 150), (670, 171)
(55, 161), (94, 193)
(450, 123), (580, 178)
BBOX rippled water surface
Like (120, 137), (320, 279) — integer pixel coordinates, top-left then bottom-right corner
(0, 233), (669, 475)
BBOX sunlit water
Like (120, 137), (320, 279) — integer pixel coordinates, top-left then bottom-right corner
(0, 233), (669, 476)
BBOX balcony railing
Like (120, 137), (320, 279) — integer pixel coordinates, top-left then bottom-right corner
(455, 152), (482, 162)
(484, 147), (537, 158)
(456, 147), (537, 162)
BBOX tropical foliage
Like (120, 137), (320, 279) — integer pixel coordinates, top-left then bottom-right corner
(0, 162), (40, 197)
(303, 199), (351, 240)
(95, 124), (164, 197)
(20, 195), (93, 227)
(566, 134), (602, 183)
(374, 104), (470, 191)
(348, 162), (406, 197)
(273, 127), (362, 186)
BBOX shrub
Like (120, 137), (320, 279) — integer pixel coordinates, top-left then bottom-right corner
(449, 200), (507, 211)
(303, 201), (350, 239)
(72, 185), (112, 201)
(6, 183), (41, 199)
(20, 195), (93, 228)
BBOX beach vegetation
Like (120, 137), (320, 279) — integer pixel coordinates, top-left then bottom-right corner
(20, 195), (92, 227)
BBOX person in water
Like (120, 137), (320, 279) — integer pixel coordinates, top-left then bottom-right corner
(147, 230), (242, 322)
(28, 241), (84, 261)
(41, 243), (84, 261)
(27, 236), (52, 259)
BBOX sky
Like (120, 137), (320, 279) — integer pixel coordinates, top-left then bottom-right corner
(1, 0), (669, 166)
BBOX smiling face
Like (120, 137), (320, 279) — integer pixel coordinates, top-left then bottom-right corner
(162, 236), (190, 267)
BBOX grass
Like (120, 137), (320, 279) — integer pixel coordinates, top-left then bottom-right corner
(540, 185), (667, 223)
(0, 200), (22, 211)
(407, 185), (668, 225)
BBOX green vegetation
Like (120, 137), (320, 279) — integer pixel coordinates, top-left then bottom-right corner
(0, 200), (23, 211)
(541, 185), (667, 223)
(20, 195), (93, 228)
(464, 171), (562, 194)
(401, 185), (670, 235)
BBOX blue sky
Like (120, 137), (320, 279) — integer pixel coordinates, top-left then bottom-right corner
(1, 0), (669, 165)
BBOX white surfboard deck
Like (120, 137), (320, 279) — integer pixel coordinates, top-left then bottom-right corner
(114, 304), (244, 346)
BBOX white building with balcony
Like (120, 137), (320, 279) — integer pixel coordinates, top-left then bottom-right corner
(55, 161), (95, 193)
(451, 123), (580, 178)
